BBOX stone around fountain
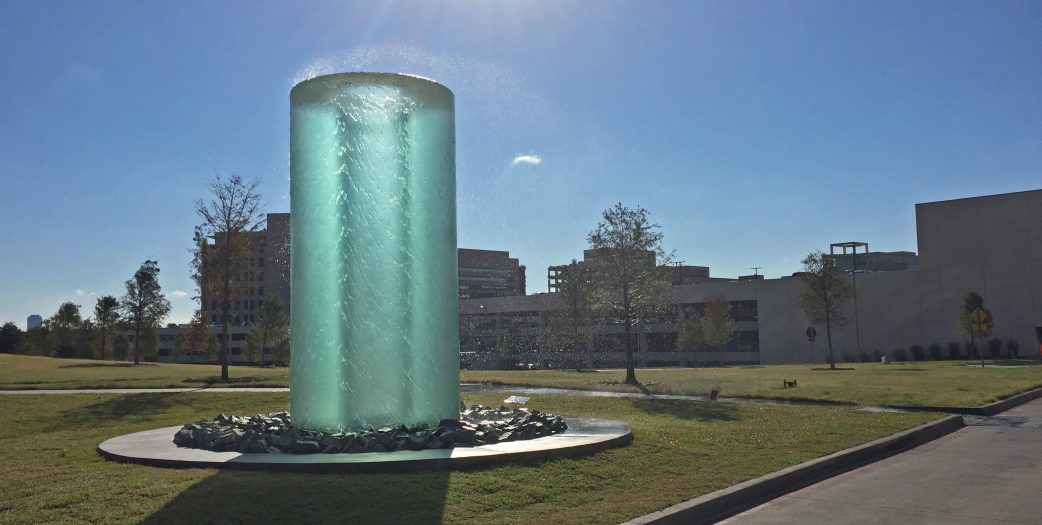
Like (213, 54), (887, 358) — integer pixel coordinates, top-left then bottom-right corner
(98, 416), (631, 473)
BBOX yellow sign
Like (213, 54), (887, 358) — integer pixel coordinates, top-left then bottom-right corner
(970, 308), (990, 335)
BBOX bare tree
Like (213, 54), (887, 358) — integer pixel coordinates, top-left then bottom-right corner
(93, 295), (120, 360)
(193, 174), (264, 381)
(798, 251), (853, 369)
(702, 296), (734, 367)
(120, 260), (171, 365)
(587, 203), (671, 386)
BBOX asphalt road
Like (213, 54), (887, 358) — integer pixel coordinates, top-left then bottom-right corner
(721, 398), (1042, 525)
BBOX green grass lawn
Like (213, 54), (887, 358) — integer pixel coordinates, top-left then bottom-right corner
(0, 392), (938, 524)
(4, 354), (1040, 408)
(462, 361), (1042, 408)
(0, 354), (289, 390)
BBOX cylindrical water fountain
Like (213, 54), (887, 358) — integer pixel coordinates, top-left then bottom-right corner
(289, 72), (459, 432)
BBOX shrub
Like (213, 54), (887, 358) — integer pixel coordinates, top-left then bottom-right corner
(872, 349), (885, 362)
(910, 345), (926, 361)
(928, 343), (944, 360)
(858, 350), (871, 362)
(965, 341), (979, 359)
(842, 352), (856, 363)
(893, 347), (908, 362)
(986, 338), (1004, 359)
(946, 342), (961, 360)
(1007, 339), (1021, 358)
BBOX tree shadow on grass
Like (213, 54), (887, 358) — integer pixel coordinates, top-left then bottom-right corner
(51, 394), (195, 430)
(59, 362), (141, 368)
(140, 469), (450, 525)
(627, 398), (739, 422)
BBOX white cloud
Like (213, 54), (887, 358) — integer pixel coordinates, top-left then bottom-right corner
(75, 289), (85, 296)
(512, 154), (543, 166)
(171, 290), (189, 299)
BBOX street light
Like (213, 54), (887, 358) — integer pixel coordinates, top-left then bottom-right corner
(829, 241), (862, 356)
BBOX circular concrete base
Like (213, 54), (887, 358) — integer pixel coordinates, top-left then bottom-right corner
(98, 417), (631, 473)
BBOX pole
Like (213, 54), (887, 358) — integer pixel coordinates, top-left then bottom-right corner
(852, 248), (862, 356)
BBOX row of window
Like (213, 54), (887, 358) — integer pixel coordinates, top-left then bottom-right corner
(209, 297), (265, 311)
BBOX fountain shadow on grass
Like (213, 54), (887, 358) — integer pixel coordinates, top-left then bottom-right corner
(140, 468), (450, 524)
(627, 398), (739, 422)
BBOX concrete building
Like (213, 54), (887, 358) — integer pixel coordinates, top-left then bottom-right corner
(461, 189), (1042, 366)
(458, 248), (526, 299)
(547, 248), (718, 293)
(200, 213), (291, 328)
(825, 248), (918, 273)
(126, 324), (253, 363)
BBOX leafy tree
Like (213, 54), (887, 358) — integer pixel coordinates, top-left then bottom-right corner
(180, 310), (219, 363)
(676, 313), (705, 367)
(587, 203), (671, 386)
(798, 251), (853, 370)
(547, 259), (597, 369)
(120, 260), (171, 365)
(243, 296), (289, 367)
(93, 295), (121, 360)
(957, 292), (992, 367)
(112, 332), (130, 361)
(48, 302), (83, 358)
(986, 338), (1003, 359)
(0, 322), (22, 354)
(193, 173), (264, 380)
(957, 292), (993, 337)
(702, 296), (735, 367)
(18, 325), (50, 356)
(1006, 338), (1020, 358)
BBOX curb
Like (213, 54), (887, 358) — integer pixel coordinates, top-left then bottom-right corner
(893, 387), (1042, 416)
(621, 415), (964, 525)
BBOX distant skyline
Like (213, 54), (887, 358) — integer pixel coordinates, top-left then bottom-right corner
(1, 1), (1040, 328)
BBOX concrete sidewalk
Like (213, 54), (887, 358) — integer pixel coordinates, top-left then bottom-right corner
(721, 398), (1042, 524)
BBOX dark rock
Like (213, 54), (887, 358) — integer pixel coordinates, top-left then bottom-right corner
(290, 440), (321, 454)
(170, 404), (568, 454)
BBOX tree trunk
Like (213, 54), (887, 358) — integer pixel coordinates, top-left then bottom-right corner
(100, 327), (106, 361)
(622, 283), (637, 386)
(825, 309), (835, 370)
(220, 311), (230, 380)
(133, 321), (140, 365)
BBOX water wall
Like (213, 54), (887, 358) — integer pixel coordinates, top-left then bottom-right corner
(289, 72), (459, 432)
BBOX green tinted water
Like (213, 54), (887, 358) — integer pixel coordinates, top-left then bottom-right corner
(289, 73), (459, 432)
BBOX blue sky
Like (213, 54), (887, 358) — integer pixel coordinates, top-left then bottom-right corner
(1, 0), (1039, 328)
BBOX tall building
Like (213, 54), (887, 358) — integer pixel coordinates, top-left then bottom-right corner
(199, 214), (523, 327)
(547, 248), (716, 293)
(458, 249), (526, 299)
(200, 213), (291, 328)
(26, 314), (42, 330)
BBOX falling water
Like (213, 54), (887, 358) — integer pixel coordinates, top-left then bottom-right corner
(289, 73), (459, 432)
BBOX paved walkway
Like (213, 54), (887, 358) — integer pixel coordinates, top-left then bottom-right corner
(721, 398), (1042, 524)
(0, 385), (900, 412)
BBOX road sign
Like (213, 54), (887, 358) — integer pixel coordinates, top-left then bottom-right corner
(970, 308), (990, 335)
(806, 327), (817, 340)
